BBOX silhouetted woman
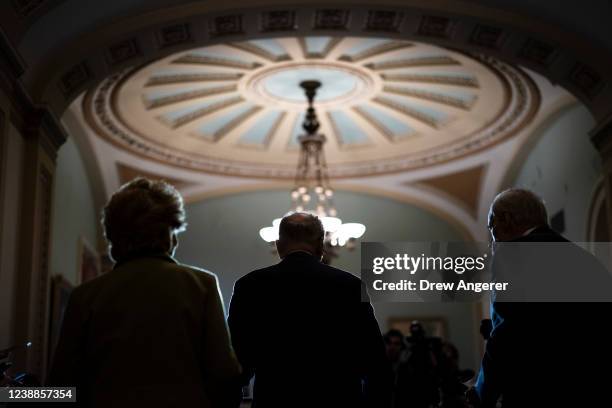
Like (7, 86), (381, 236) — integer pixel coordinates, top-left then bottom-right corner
(48, 178), (241, 408)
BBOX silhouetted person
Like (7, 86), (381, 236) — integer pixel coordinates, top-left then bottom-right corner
(402, 322), (440, 408)
(437, 342), (472, 408)
(471, 188), (612, 407)
(384, 327), (439, 408)
(385, 329), (406, 363)
(479, 319), (492, 341)
(48, 178), (241, 407)
(384, 329), (409, 408)
(228, 212), (391, 408)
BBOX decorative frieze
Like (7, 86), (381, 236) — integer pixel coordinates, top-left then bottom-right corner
(518, 38), (558, 67)
(314, 9), (350, 30)
(209, 15), (243, 37)
(470, 25), (507, 49)
(58, 61), (91, 97)
(364, 10), (403, 32)
(156, 23), (193, 48)
(261, 10), (297, 32)
(417, 15), (456, 39)
(568, 63), (605, 100)
(106, 38), (141, 66)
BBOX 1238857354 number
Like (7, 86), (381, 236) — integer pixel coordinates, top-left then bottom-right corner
(0, 387), (76, 402)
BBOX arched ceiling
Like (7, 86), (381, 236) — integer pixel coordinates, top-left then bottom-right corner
(13, 2), (582, 242)
(1, 0), (610, 127)
(85, 36), (538, 178)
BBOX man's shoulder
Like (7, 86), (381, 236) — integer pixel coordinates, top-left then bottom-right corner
(517, 226), (569, 243)
(235, 264), (279, 287)
(320, 263), (362, 284)
(237, 261), (361, 287)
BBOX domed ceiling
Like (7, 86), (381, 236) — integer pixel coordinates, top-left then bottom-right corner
(85, 36), (539, 178)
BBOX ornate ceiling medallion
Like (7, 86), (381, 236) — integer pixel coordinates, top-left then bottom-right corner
(84, 36), (539, 179)
(242, 61), (379, 110)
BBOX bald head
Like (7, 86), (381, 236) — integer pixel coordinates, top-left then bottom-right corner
(276, 212), (325, 259)
(488, 188), (548, 241)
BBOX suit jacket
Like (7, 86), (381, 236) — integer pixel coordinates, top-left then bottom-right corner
(48, 253), (241, 408)
(476, 227), (612, 407)
(228, 251), (392, 408)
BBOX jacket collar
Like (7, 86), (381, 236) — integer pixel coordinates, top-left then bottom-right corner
(113, 252), (178, 270)
(509, 225), (567, 243)
(280, 250), (320, 263)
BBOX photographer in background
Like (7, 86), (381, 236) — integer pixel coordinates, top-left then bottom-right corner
(384, 329), (409, 408)
(399, 322), (440, 408)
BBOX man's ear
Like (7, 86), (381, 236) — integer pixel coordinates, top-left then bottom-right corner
(316, 240), (325, 258)
(275, 240), (285, 259)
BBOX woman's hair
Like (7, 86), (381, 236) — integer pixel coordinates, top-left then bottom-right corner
(102, 178), (187, 262)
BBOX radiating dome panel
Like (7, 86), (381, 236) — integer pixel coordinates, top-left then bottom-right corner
(328, 110), (370, 146)
(353, 105), (414, 140)
(195, 103), (257, 140)
(238, 110), (284, 147)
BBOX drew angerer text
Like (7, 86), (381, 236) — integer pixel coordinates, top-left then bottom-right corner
(372, 279), (509, 293)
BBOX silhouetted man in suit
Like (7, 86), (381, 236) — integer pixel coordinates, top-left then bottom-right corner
(470, 188), (612, 407)
(228, 212), (391, 408)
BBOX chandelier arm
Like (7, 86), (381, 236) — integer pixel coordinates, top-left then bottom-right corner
(314, 145), (323, 189)
(302, 147), (311, 185)
(294, 147), (305, 187)
(319, 147), (331, 190)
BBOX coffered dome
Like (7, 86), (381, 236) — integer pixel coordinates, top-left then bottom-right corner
(85, 36), (539, 178)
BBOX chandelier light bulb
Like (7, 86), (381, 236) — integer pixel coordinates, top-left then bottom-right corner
(338, 223), (366, 239)
(259, 226), (279, 243)
(302, 194), (311, 202)
(314, 186), (324, 194)
(325, 189), (333, 197)
(296, 205), (304, 212)
(291, 190), (300, 199)
(321, 216), (342, 233)
(298, 186), (307, 194)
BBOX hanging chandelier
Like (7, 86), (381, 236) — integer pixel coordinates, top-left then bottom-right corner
(259, 80), (366, 248)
